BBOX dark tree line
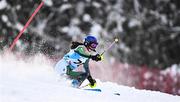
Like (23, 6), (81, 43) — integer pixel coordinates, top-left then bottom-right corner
(0, 0), (180, 68)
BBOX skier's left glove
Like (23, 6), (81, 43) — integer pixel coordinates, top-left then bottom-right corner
(87, 75), (96, 88)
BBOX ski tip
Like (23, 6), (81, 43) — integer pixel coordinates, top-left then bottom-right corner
(84, 89), (102, 92)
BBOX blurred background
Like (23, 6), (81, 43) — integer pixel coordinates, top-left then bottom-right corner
(0, 0), (179, 95)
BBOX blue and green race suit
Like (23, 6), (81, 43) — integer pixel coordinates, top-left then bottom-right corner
(55, 45), (92, 82)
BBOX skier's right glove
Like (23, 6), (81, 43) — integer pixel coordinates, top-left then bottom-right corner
(90, 54), (102, 61)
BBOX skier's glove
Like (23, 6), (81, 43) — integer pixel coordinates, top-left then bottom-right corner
(91, 54), (102, 61)
(87, 75), (96, 87)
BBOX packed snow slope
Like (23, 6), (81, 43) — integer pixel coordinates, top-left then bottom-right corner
(0, 54), (179, 102)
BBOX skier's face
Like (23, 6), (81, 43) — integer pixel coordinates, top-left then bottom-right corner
(91, 43), (98, 48)
(89, 42), (98, 51)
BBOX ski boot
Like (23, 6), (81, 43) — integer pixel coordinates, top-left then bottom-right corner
(71, 79), (81, 88)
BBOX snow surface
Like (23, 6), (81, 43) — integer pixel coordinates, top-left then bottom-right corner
(0, 54), (179, 102)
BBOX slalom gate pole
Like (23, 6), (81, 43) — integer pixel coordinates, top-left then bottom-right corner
(101, 38), (119, 55)
(8, 1), (44, 52)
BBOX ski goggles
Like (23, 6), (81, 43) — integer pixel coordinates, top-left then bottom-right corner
(90, 43), (98, 48)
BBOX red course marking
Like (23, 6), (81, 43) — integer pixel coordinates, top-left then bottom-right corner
(8, 1), (44, 51)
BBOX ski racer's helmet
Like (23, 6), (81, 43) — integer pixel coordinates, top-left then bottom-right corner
(84, 35), (98, 51)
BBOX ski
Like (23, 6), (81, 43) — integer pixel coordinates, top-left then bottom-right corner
(83, 88), (102, 92)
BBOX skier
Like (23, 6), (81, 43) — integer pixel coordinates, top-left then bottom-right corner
(55, 35), (102, 88)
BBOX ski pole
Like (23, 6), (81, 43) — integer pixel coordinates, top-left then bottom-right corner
(101, 38), (119, 56)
